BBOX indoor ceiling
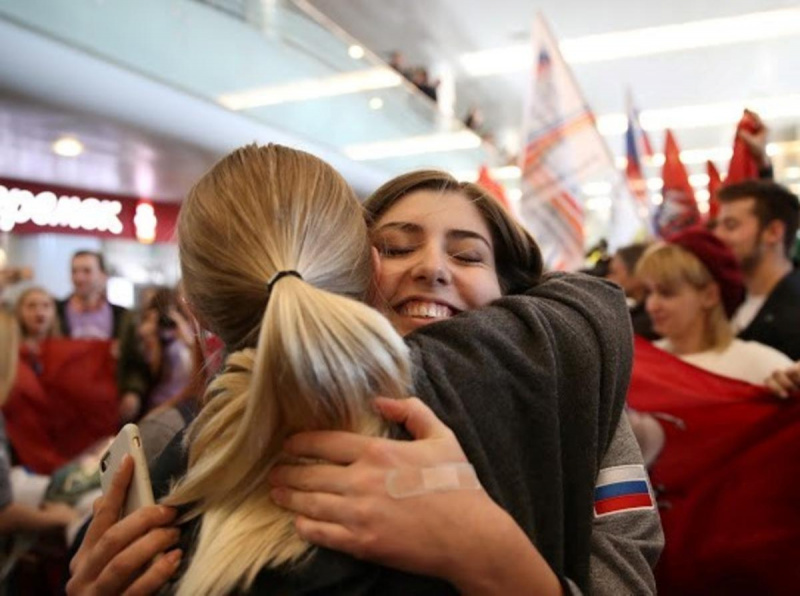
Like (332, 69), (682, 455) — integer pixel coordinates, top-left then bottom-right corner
(308, 0), (800, 192)
(0, 92), (218, 202)
(0, 0), (799, 209)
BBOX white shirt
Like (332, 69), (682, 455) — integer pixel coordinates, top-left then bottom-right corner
(731, 294), (767, 334)
(654, 338), (793, 386)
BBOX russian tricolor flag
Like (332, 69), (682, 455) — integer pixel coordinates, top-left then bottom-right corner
(625, 90), (653, 207)
(594, 464), (654, 517)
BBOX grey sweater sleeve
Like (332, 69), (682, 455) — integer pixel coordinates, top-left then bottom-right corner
(565, 413), (664, 595)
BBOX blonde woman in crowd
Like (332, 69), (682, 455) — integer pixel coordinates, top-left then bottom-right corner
(636, 228), (792, 383)
(15, 287), (61, 357)
(69, 147), (658, 595)
(0, 309), (77, 535)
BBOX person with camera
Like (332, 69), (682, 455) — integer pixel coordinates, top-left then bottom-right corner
(136, 287), (195, 414)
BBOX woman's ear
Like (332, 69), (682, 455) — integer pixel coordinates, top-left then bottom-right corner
(702, 282), (721, 309)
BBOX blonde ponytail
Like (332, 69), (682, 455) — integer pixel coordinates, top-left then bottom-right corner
(165, 145), (411, 595)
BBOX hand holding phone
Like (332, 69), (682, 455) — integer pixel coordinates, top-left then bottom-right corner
(100, 424), (155, 518)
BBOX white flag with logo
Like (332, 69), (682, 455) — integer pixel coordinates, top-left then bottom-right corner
(519, 14), (643, 269)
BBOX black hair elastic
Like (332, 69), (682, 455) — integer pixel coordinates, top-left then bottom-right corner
(266, 270), (303, 291)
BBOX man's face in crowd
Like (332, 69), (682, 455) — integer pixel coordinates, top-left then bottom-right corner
(71, 254), (106, 300)
(714, 198), (764, 274)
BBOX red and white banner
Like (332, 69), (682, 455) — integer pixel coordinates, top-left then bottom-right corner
(0, 177), (180, 244)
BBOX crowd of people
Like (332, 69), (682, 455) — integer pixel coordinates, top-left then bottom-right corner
(0, 137), (798, 594)
(388, 51), (441, 103)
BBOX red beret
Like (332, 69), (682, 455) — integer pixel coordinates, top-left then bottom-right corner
(667, 227), (746, 318)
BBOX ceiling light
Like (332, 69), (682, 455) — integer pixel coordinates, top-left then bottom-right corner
(561, 8), (800, 64)
(460, 8), (800, 76)
(586, 196), (612, 212)
(582, 182), (612, 196)
(689, 173), (710, 187)
(343, 130), (482, 161)
(218, 68), (402, 110)
(507, 188), (522, 203)
(597, 94), (800, 135)
(784, 167), (800, 180)
(52, 136), (84, 157)
(454, 165), (522, 182)
(348, 45), (365, 60)
(368, 97), (384, 110)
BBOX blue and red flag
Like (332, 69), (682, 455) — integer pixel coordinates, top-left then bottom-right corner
(624, 91), (653, 208)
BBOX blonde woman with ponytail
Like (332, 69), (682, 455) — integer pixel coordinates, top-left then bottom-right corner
(69, 153), (654, 595)
(163, 144), (415, 595)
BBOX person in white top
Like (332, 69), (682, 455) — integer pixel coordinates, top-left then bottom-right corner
(636, 228), (792, 385)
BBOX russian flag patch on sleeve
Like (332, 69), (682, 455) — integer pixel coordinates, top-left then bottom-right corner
(594, 464), (655, 518)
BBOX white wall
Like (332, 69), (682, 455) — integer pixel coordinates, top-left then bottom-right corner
(2, 232), (179, 306)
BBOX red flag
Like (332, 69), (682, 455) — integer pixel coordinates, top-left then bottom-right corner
(477, 165), (511, 210)
(707, 160), (723, 222)
(654, 130), (701, 237)
(727, 110), (763, 185)
(628, 337), (800, 595)
(3, 339), (118, 473)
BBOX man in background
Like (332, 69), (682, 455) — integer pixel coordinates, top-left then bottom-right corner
(57, 251), (126, 340)
(57, 250), (148, 422)
(714, 180), (800, 360)
(606, 242), (658, 340)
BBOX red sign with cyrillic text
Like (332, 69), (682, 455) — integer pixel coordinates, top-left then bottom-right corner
(0, 177), (181, 244)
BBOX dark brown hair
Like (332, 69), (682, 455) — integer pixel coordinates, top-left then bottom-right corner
(364, 170), (543, 294)
(717, 180), (800, 257)
(72, 250), (107, 274)
(614, 242), (650, 275)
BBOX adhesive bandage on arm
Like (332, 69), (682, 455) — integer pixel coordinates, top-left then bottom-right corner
(385, 463), (482, 499)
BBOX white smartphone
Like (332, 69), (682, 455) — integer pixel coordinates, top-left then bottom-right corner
(99, 424), (155, 518)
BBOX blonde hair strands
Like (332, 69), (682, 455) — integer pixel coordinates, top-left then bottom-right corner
(636, 243), (733, 352)
(165, 145), (412, 595)
(0, 309), (20, 404)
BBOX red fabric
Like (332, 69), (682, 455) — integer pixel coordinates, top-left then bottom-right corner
(2, 360), (68, 474)
(2, 339), (118, 474)
(628, 336), (800, 595)
(727, 111), (762, 185)
(656, 130), (701, 237)
(706, 160), (722, 221)
(476, 165), (511, 210)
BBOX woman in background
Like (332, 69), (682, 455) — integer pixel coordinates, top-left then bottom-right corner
(637, 228), (792, 383)
(15, 287), (61, 373)
(136, 287), (195, 414)
(0, 308), (76, 535)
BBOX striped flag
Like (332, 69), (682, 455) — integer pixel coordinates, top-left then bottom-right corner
(520, 15), (642, 269)
(625, 90), (653, 208)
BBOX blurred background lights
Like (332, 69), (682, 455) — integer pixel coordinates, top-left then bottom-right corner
(51, 135), (84, 157)
(348, 44), (365, 59)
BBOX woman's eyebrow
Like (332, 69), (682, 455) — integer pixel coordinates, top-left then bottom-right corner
(448, 229), (492, 249)
(373, 221), (422, 235)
